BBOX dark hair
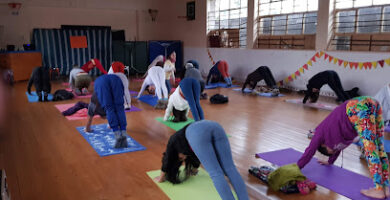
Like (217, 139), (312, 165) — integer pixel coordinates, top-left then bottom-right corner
(309, 91), (320, 103)
(162, 125), (200, 184)
(317, 145), (333, 156)
(156, 61), (164, 67)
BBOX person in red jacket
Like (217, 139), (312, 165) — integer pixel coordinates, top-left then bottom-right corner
(81, 59), (108, 74)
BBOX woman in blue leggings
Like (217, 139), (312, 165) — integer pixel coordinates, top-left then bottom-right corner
(94, 74), (128, 148)
(179, 78), (204, 121)
(155, 120), (249, 200)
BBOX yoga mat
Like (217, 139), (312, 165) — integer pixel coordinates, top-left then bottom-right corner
(76, 124), (146, 157)
(155, 117), (194, 131)
(26, 91), (53, 102)
(285, 99), (337, 111)
(55, 104), (141, 120)
(205, 83), (239, 89)
(65, 88), (92, 99)
(129, 90), (138, 96)
(256, 148), (386, 200)
(205, 83), (220, 89)
(138, 95), (158, 107)
(147, 167), (236, 200)
(232, 88), (284, 97)
(384, 140), (390, 152)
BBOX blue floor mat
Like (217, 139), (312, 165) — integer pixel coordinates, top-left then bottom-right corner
(384, 139), (390, 152)
(205, 83), (239, 89)
(76, 124), (146, 157)
(26, 91), (53, 102)
(232, 88), (284, 97)
(138, 95), (158, 107)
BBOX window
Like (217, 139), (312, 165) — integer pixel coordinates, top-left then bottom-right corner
(332, 0), (390, 51)
(207, 0), (248, 48)
(255, 0), (318, 49)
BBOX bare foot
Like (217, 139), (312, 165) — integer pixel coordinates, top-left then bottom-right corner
(361, 188), (387, 199)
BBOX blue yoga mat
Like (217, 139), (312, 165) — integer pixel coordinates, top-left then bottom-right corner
(205, 83), (239, 89)
(76, 124), (146, 157)
(256, 148), (388, 200)
(384, 140), (390, 152)
(138, 95), (158, 107)
(26, 91), (53, 102)
(232, 88), (284, 97)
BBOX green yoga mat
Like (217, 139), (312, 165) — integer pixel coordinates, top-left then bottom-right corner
(155, 117), (195, 131)
(147, 168), (237, 200)
(155, 117), (231, 137)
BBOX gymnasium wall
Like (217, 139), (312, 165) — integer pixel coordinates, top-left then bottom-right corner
(0, 0), (161, 49)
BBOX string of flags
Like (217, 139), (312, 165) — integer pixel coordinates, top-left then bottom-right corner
(276, 51), (390, 87)
(207, 48), (216, 65)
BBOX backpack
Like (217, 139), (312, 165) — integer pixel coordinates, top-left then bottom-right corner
(53, 89), (74, 101)
(210, 94), (228, 104)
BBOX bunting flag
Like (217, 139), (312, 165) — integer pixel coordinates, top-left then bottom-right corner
(328, 56), (334, 63)
(358, 62), (363, 70)
(372, 61), (377, 69)
(338, 59), (343, 66)
(276, 52), (389, 87)
(343, 61), (348, 68)
(385, 58), (390, 66)
(206, 48), (215, 65)
(379, 60), (384, 67)
(333, 58), (338, 65)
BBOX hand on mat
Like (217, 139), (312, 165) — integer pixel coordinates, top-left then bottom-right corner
(154, 175), (166, 183)
(361, 187), (390, 199)
(317, 159), (329, 165)
(84, 127), (93, 133)
(125, 104), (131, 110)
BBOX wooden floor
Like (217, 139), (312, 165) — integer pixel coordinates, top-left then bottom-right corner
(0, 80), (369, 200)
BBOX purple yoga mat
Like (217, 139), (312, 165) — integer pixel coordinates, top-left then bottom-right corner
(256, 148), (389, 200)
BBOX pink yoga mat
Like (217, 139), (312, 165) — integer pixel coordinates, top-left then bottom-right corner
(256, 148), (388, 200)
(285, 99), (337, 111)
(55, 104), (141, 120)
(55, 104), (98, 120)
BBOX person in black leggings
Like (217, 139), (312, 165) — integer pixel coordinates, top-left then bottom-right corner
(303, 70), (350, 104)
(242, 66), (278, 92)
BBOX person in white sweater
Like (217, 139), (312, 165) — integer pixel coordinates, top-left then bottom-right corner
(163, 85), (189, 122)
(108, 62), (131, 110)
(137, 61), (168, 109)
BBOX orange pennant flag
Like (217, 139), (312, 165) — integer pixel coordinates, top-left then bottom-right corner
(307, 60), (313, 66)
(288, 76), (293, 81)
(343, 61), (348, 68)
(372, 61), (377, 69)
(315, 52), (320, 58)
(319, 51), (324, 58)
(328, 56), (334, 63)
(303, 64), (309, 70)
(367, 62), (372, 69)
(333, 58), (338, 64)
(349, 62), (354, 69)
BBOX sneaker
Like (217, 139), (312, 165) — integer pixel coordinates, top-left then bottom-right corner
(74, 88), (82, 96)
(81, 88), (89, 95)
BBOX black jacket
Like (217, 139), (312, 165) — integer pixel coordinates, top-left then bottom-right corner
(242, 66), (267, 91)
(161, 125), (200, 172)
(27, 66), (51, 94)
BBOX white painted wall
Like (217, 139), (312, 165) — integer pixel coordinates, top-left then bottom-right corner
(185, 47), (390, 96)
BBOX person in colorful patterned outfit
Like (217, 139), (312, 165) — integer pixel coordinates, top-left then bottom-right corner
(298, 96), (389, 199)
